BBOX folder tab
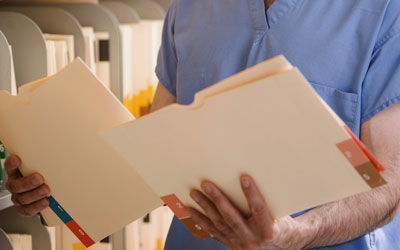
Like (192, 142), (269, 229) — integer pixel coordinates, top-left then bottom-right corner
(336, 139), (369, 167)
(336, 125), (386, 189)
(180, 217), (212, 239)
(161, 194), (188, 219)
(66, 220), (95, 248)
(355, 162), (387, 188)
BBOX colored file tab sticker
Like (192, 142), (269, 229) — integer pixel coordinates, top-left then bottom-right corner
(343, 126), (385, 172)
(336, 139), (369, 167)
(161, 194), (211, 239)
(48, 196), (73, 223)
(181, 217), (212, 239)
(66, 220), (95, 248)
(336, 126), (386, 188)
(161, 194), (188, 219)
(355, 162), (387, 188)
(48, 196), (95, 247)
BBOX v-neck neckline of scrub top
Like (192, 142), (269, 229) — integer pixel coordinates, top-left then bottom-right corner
(249, 0), (301, 39)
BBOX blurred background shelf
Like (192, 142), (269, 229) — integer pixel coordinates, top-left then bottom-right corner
(0, 191), (13, 211)
(0, 1), (172, 249)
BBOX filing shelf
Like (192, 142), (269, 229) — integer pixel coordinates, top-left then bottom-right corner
(0, 6), (87, 61)
(46, 3), (124, 100)
(0, 31), (13, 93)
(0, 11), (47, 88)
(0, 191), (13, 211)
(101, 1), (141, 24)
(0, 1), (169, 250)
(117, 0), (165, 19)
(0, 206), (52, 250)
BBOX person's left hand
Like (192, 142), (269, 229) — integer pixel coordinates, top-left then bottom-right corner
(185, 175), (308, 250)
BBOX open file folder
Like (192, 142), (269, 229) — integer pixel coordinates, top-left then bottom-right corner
(102, 56), (386, 238)
(0, 56), (386, 246)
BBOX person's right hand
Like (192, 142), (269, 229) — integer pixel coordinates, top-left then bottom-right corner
(4, 155), (50, 216)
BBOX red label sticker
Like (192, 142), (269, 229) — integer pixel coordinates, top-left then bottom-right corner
(336, 139), (369, 167)
(343, 126), (385, 172)
(66, 220), (95, 248)
(161, 194), (188, 219)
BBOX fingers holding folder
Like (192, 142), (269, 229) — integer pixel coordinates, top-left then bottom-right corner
(4, 155), (50, 217)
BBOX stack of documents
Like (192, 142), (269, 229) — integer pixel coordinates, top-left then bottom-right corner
(45, 40), (57, 76)
(9, 45), (17, 95)
(44, 34), (75, 64)
(0, 56), (386, 247)
(120, 24), (135, 105)
(44, 35), (70, 76)
(44, 34), (74, 73)
(82, 27), (97, 74)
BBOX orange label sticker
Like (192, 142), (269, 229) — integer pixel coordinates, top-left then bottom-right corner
(343, 126), (385, 172)
(161, 194), (188, 219)
(180, 217), (212, 239)
(355, 162), (386, 188)
(336, 139), (369, 167)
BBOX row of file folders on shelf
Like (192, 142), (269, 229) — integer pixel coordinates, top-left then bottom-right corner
(50, 206), (173, 250)
(0, 206), (173, 250)
(43, 21), (163, 118)
(0, 10), (171, 250)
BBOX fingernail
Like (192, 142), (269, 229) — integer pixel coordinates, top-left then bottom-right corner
(191, 193), (201, 203)
(32, 176), (43, 186)
(202, 183), (213, 194)
(241, 177), (251, 189)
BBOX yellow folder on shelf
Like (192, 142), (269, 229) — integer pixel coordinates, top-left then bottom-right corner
(0, 56), (385, 246)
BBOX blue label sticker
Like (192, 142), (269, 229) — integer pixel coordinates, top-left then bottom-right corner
(48, 196), (73, 223)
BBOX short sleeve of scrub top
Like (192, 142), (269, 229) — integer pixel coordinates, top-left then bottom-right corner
(155, 0), (178, 96)
(155, 0), (400, 249)
(361, 32), (400, 122)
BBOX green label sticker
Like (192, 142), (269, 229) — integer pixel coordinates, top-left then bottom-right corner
(0, 142), (5, 159)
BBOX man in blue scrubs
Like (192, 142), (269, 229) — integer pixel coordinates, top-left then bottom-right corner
(4, 0), (400, 249)
(151, 0), (400, 249)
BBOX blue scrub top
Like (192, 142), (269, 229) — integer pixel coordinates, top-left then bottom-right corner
(156, 0), (400, 249)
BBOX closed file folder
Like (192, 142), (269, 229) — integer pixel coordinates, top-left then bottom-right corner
(0, 56), (385, 246)
(0, 58), (162, 247)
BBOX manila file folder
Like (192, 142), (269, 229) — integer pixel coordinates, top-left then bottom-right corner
(0, 59), (162, 247)
(0, 56), (385, 246)
(101, 56), (386, 237)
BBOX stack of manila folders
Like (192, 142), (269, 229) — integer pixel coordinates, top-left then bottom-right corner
(0, 56), (386, 247)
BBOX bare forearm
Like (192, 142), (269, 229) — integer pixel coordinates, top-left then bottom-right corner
(151, 82), (176, 112)
(296, 179), (400, 249)
(296, 104), (400, 249)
